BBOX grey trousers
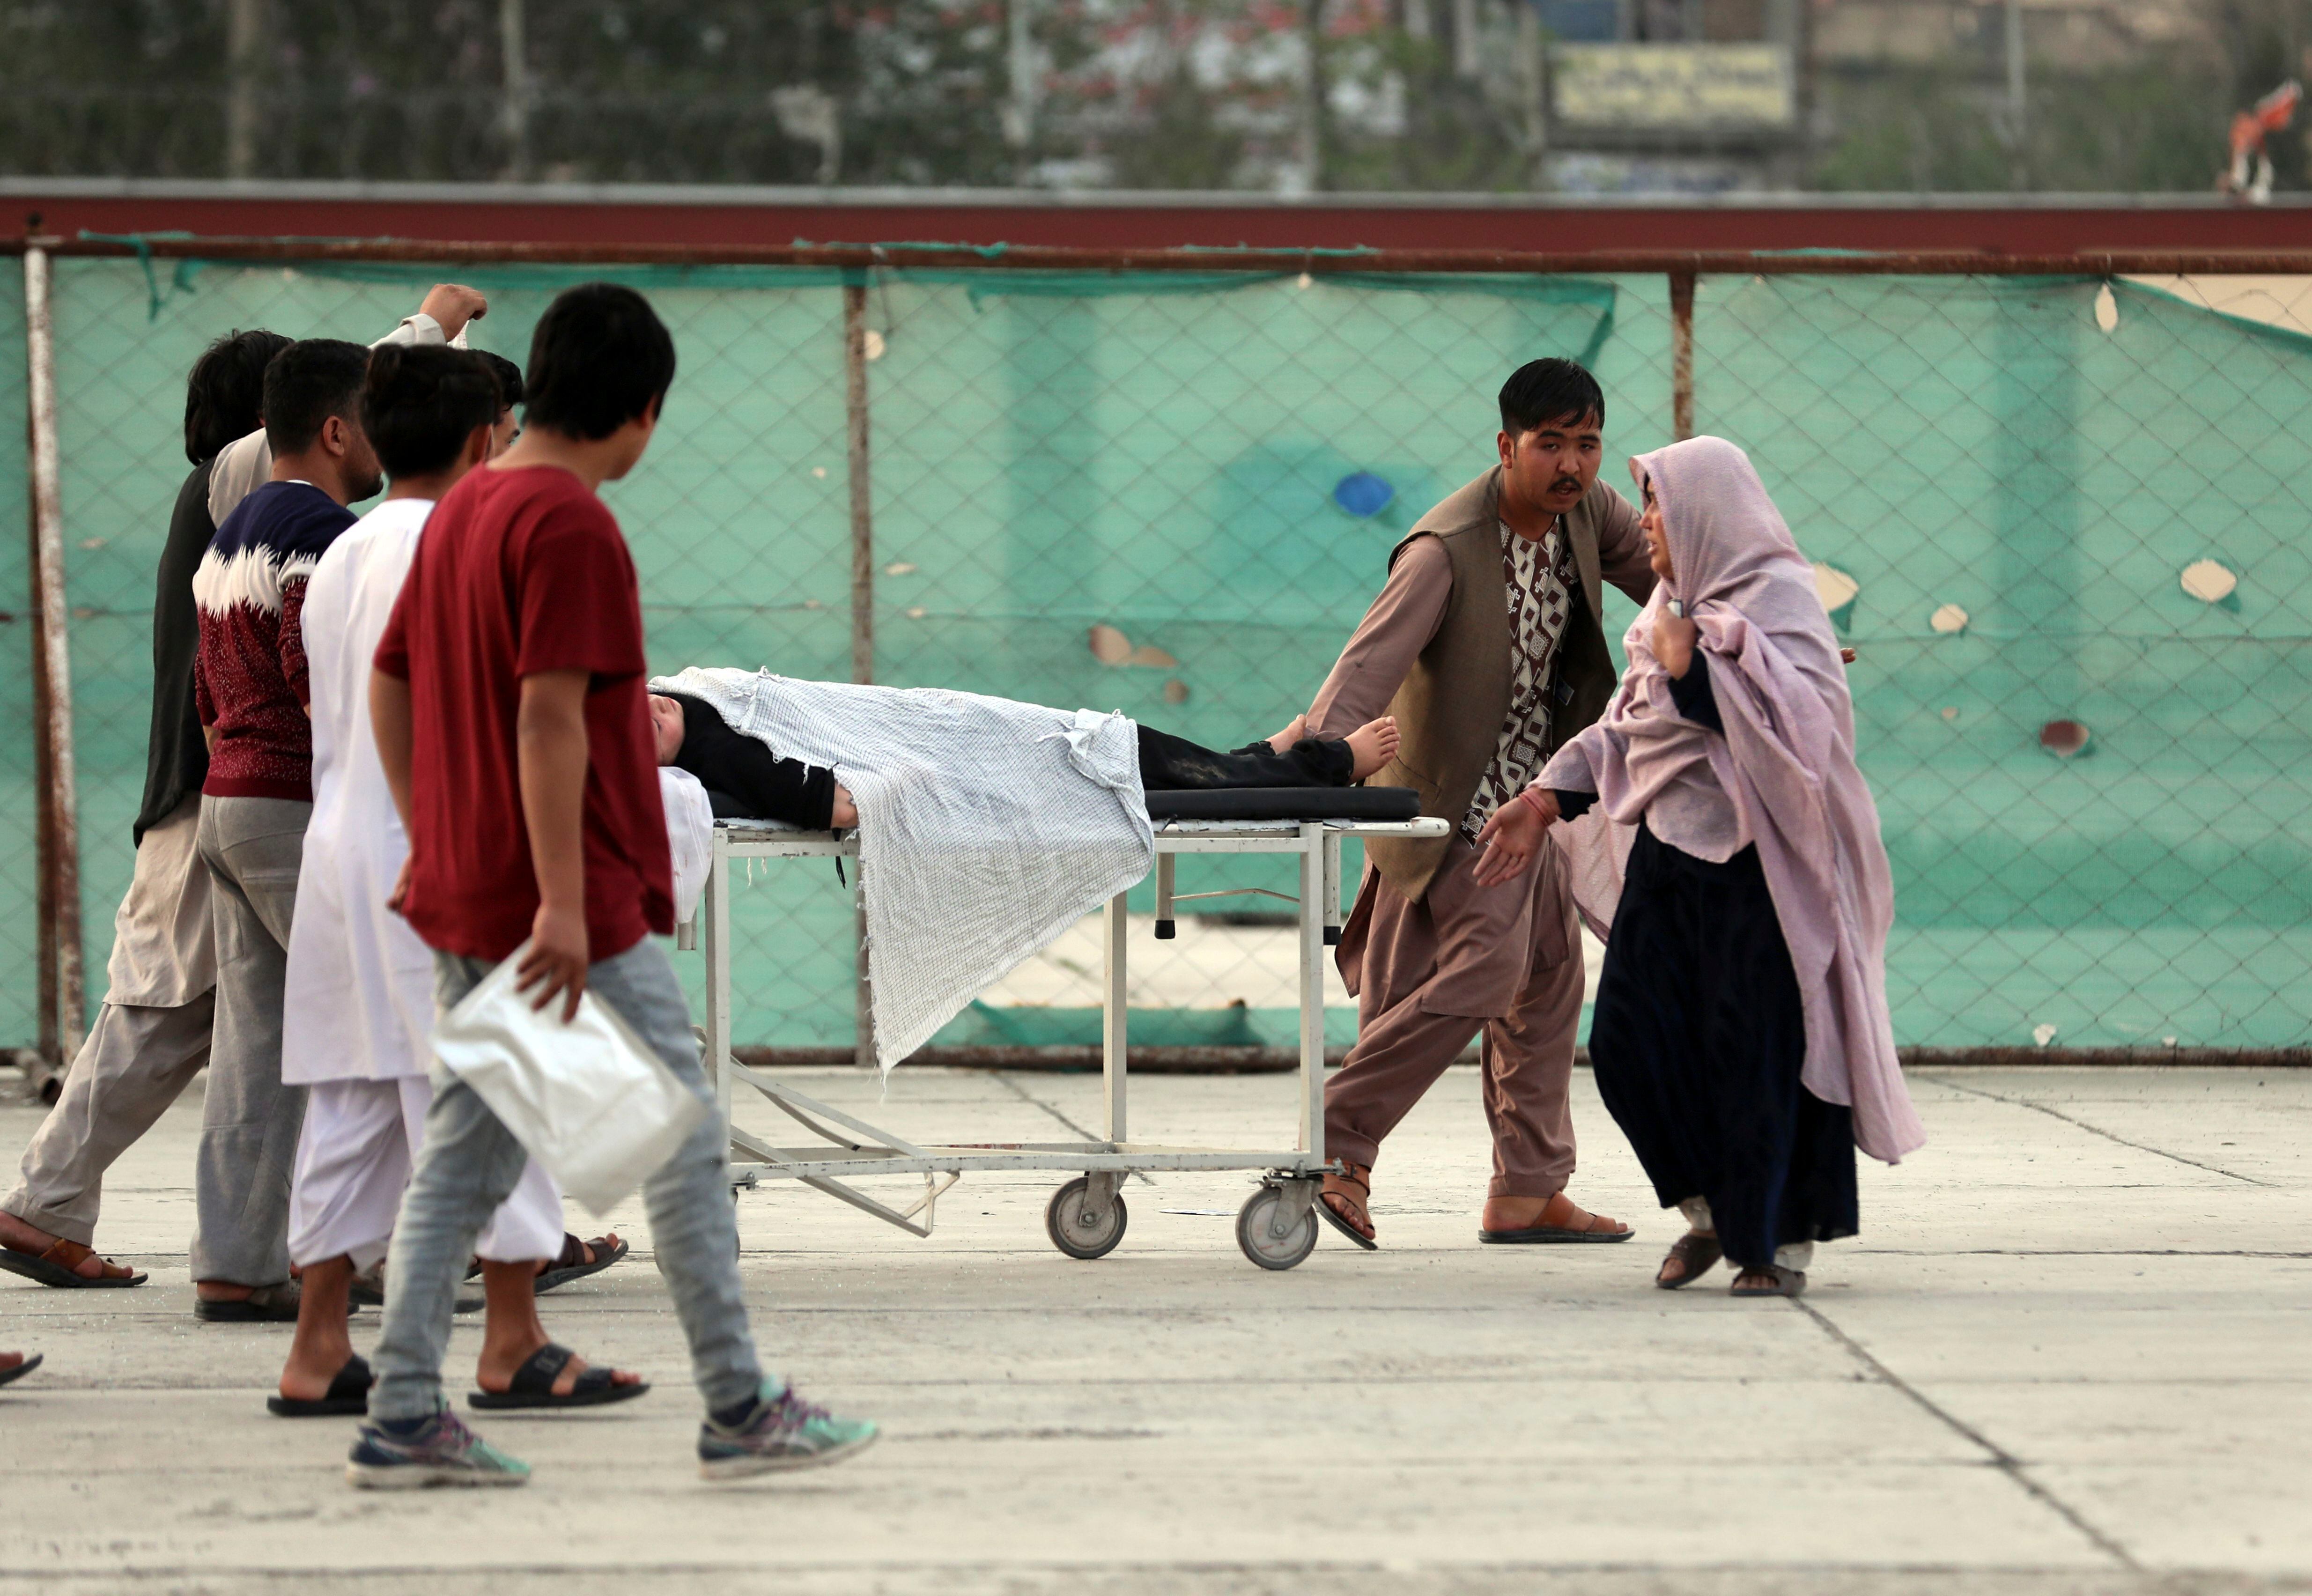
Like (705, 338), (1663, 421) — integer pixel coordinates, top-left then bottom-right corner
(369, 937), (765, 1422)
(191, 795), (312, 1287)
(3, 997), (214, 1246)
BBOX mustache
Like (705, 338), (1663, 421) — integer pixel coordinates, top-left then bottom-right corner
(1548, 475), (1583, 495)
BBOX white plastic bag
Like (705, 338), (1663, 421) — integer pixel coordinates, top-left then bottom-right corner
(431, 942), (709, 1216)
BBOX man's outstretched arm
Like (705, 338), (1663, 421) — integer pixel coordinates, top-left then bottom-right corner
(1303, 537), (1452, 742)
(207, 283), (490, 525)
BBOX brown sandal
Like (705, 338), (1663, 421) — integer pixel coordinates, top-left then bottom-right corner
(1477, 1191), (1634, 1244)
(0, 1236), (146, 1289)
(1655, 1231), (1723, 1290)
(1317, 1164), (1378, 1250)
(1729, 1265), (1806, 1299)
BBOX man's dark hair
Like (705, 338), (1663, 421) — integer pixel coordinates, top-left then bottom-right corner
(473, 349), (524, 411)
(362, 345), (503, 480)
(261, 338), (372, 457)
(184, 329), (292, 464)
(522, 282), (676, 441)
(1498, 358), (1605, 436)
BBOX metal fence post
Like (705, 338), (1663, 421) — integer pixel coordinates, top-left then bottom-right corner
(1669, 270), (1696, 442)
(22, 244), (84, 1086)
(844, 278), (876, 1070)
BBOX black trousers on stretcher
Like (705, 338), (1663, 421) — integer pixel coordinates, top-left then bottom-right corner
(1135, 726), (1352, 791)
(664, 685), (1356, 826)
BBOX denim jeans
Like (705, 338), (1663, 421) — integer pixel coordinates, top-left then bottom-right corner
(368, 936), (765, 1421)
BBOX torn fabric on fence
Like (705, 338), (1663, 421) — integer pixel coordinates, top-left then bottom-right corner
(652, 668), (1154, 1070)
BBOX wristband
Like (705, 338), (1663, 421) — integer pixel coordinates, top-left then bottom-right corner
(1516, 787), (1554, 822)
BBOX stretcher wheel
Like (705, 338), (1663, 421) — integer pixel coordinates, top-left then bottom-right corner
(1045, 1176), (1128, 1260)
(1236, 1183), (1318, 1271)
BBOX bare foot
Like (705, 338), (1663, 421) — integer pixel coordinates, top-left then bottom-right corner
(1266, 714), (1308, 755)
(1345, 716), (1400, 781)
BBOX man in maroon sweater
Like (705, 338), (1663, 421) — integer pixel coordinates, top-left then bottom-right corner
(188, 338), (382, 1320)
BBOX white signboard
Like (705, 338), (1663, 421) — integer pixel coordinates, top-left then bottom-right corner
(1551, 44), (1796, 131)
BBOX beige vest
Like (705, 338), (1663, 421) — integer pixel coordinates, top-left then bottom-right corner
(1365, 466), (1630, 900)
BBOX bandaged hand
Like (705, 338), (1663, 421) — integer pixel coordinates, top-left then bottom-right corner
(1473, 787), (1558, 887)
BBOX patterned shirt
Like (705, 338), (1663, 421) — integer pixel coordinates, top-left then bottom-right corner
(1463, 517), (1578, 841)
(193, 480), (357, 803)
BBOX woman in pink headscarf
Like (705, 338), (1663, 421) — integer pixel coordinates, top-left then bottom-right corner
(1473, 435), (1923, 1298)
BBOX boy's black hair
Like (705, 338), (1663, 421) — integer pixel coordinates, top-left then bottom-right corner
(261, 338), (373, 457)
(521, 282), (676, 441)
(1498, 358), (1605, 436)
(362, 345), (503, 480)
(184, 328), (292, 464)
(473, 348), (524, 411)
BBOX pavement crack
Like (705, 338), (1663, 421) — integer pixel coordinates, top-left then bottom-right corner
(1920, 1074), (2270, 1186)
(1794, 1297), (2139, 1570)
(989, 1072), (1155, 1184)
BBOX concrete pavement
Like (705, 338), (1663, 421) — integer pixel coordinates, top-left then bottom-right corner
(1, 1063), (2306, 1595)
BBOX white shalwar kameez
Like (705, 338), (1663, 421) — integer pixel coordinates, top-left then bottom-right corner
(282, 495), (562, 1270)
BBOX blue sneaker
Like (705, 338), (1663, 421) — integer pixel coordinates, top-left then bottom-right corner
(697, 1384), (877, 1480)
(346, 1408), (531, 1490)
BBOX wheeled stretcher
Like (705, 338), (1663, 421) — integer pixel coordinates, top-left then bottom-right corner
(686, 788), (1447, 1269)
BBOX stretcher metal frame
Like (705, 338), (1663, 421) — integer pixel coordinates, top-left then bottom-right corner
(689, 813), (1448, 1269)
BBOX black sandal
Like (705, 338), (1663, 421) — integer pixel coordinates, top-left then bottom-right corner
(267, 1355), (372, 1418)
(0, 1352), (41, 1389)
(468, 1342), (649, 1411)
(1656, 1232), (1724, 1290)
(533, 1233), (628, 1295)
(194, 1282), (303, 1322)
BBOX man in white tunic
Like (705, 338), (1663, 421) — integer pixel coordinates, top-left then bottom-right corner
(273, 346), (639, 1415)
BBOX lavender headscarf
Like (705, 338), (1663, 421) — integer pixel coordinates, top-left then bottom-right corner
(1540, 436), (1925, 1165)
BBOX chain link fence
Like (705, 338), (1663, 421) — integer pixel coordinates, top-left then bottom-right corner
(6, 248), (2311, 1062)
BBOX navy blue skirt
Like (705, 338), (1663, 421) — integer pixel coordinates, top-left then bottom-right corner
(1587, 822), (1858, 1269)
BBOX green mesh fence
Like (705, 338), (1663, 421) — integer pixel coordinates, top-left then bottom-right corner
(10, 256), (2312, 1053)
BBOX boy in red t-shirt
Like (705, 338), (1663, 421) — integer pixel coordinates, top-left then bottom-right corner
(355, 284), (875, 1488)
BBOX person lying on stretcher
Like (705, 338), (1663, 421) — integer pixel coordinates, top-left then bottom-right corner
(647, 689), (1400, 829)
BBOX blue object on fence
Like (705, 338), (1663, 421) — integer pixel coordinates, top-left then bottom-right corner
(1333, 471), (1395, 517)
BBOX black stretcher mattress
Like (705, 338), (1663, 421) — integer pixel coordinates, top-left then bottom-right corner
(1141, 786), (1422, 822)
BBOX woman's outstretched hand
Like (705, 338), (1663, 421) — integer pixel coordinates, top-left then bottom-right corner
(1474, 789), (1558, 887)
